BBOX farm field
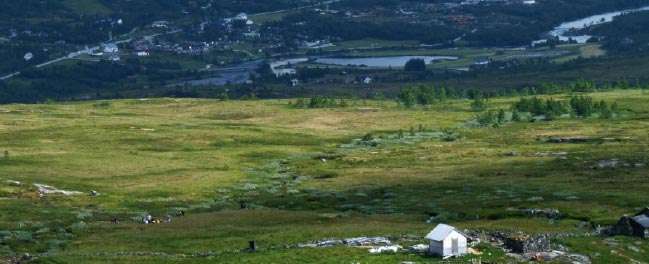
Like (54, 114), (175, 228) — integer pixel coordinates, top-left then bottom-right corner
(315, 43), (606, 70)
(1, 90), (649, 263)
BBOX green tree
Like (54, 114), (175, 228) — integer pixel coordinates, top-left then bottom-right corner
(309, 96), (325, 108)
(512, 111), (521, 122)
(497, 109), (506, 123)
(470, 96), (487, 112)
(397, 87), (418, 108)
(404, 58), (426, 72)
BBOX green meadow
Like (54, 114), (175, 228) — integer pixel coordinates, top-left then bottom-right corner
(1, 90), (649, 263)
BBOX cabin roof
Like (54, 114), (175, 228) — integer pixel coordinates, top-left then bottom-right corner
(425, 224), (464, 241)
(632, 215), (649, 228)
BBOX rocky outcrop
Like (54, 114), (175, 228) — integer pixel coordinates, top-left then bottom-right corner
(504, 233), (551, 253)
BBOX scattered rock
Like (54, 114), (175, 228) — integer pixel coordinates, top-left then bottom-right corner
(523, 208), (562, 219)
(34, 184), (83, 195)
(591, 160), (646, 169)
(345, 237), (391, 246)
(298, 239), (343, 248)
(504, 233), (551, 253)
(531, 251), (560, 261)
(627, 245), (641, 253)
(409, 244), (428, 252)
(298, 237), (391, 248)
(592, 160), (627, 169)
(506, 252), (527, 262)
(90, 190), (100, 196)
(568, 253), (591, 264)
(506, 151), (517, 157)
(368, 245), (402, 253)
(6, 180), (21, 186)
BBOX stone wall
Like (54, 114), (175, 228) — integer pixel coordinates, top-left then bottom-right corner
(504, 233), (550, 253)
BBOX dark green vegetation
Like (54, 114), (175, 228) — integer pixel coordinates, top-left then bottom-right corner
(267, 0), (649, 47)
(1, 89), (649, 262)
(587, 10), (649, 54)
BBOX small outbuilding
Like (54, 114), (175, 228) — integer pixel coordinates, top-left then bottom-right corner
(425, 223), (468, 258)
(609, 207), (649, 238)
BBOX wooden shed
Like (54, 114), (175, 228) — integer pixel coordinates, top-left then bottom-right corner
(425, 223), (468, 258)
(609, 207), (649, 238)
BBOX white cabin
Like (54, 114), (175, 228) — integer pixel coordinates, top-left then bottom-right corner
(425, 224), (468, 258)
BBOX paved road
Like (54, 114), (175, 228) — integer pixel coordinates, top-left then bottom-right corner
(1, 28), (186, 79)
(0, 72), (20, 80)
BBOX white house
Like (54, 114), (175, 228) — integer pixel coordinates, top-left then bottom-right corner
(236, 13), (248, 20)
(103, 43), (119, 53)
(425, 224), (468, 258)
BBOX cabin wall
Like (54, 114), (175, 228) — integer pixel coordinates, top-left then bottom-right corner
(442, 231), (468, 256)
(429, 240), (443, 256)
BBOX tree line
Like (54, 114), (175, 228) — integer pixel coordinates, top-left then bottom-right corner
(475, 95), (619, 127)
(292, 96), (349, 109)
(512, 95), (618, 118)
(396, 79), (643, 108)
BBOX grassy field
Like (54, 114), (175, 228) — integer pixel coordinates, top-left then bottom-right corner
(62, 0), (111, 15)
(324, 38), (421, 51)
(1, 91), (649, 263)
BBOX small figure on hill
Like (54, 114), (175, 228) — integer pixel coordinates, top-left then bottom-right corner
(3, 150), (8, 160)
(111, 217), (118, 224)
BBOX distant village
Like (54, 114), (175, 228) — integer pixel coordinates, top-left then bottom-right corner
(6, 0), (539, 65)
(0, 0), (545, 79)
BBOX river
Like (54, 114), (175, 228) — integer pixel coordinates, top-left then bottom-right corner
(534, 5), (649, 45)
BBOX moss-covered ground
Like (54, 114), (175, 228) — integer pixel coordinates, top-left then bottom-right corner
(1, 90), (649, 263)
